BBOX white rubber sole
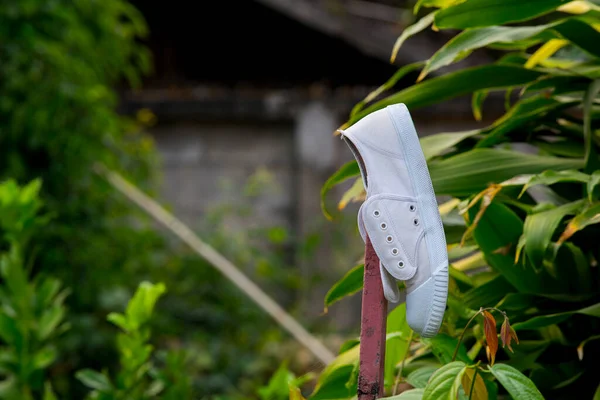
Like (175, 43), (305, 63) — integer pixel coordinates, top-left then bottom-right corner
(387, 104), (448, 337)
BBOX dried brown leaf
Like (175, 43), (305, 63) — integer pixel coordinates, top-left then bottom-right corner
(482, 310), (498, 365)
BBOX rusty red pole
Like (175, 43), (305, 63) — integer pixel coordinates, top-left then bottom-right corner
(358, 235), (387, 399)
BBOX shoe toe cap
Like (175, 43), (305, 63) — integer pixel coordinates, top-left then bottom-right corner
(406, 265), (448, 337)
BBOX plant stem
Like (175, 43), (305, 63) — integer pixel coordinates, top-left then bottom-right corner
(392, 330), (414, 396)
(468, 367), (479, 400)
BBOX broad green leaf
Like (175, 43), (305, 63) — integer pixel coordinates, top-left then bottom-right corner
(584, 80), (600, 172)
(423, 334), (471, 364)
(33, 346), (57, 370)
(406, 366), (438, 388)
(420, 25), (550, 80)
(320, 161), (360, 220)
(311, 345), (359, 399)
(324, 264), (363, 310)
(558, 202), (600, 244)
(124, 281), (166, 331)
(468, 202), (558, 294)
(346, 66), (543, 127)
(351, 62), (424, 118)
(382, 388), (425, 399)
(385, 304), (411, 389)
(554, 243), (592, 294)
(310, 364), (356, 399)
(338, 178), (365, 210)
(420, 130), (479, 161)
(435, 0), (569, 29)
(422, 361), (466, 400)
(462, 276), (515, 309)
(257, 361), (295, 400)
(76, 369), (113, 392)
(429, 149), (583, 197)
(339, 338), (360, 354)
(477, 95), (576, 148)
(587, 170), (600, 201)
(391, 13), (436, 63)
(490, 364), (544, 400)
(461, 368), (487, 400)
(36, 278), (61, 309)
(519, 170), (590, 197)
(37, 305), (66, 341)
(553, 18), (600, 58)
(513, 302), (600, 330)
(495, 293), (536, 311)
(594, 382), (600, 400)
(522, 200), (585, 270)
(471, 90), (488, 121)
(0, 314), (19, 345)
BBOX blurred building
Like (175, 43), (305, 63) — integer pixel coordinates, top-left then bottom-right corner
(121, 0), (494, 328)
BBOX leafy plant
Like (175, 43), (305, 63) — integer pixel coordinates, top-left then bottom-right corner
(76, 281), (191, 399)
(321, 0), (600, 398)
(0, 179), (68, 400)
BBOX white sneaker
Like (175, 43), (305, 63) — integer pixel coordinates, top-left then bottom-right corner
(339, 104), (448, 338)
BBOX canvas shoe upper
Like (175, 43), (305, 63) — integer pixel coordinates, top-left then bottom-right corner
(339, 104), (448, 338)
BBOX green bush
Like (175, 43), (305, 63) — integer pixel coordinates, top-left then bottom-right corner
(318, 0), (600, 399)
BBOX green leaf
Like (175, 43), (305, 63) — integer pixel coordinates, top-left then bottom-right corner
(414, 0), (460, 13)
(0, 314), (19, 345)
(477, 95), (576, 148)
(513, 302), (600, 330)
(435, 0), (569, 29)
(76, 369), (114, 392)
(519, 170), (590, 196)
(311, 345), (359, 399)
(420, 130), (480, 161)
(593, 382), (600, 400)
(587, 170), (600, 201)
(124, 281), (166, 331)
(382, 388), (425, 399)
(423, 334), (471, 364)
(385, 304), (411, 389)
(490, 364), (544, 400)
(468, 202), (557, 294)
(338, 178), (365, 210)
(522, 200), (585, 269)
(310, 364), (356, 400)
(462, 276), (515, 309)
(559, 202), (600, 244)
(338, 338), (360, 354)
(324, 264), (364, 310)
(583, 80), (600, 172)
(553, 18), (600, 58)
(37, 305), (66, 341)
(472, 90), (488, 121)
(43, 382), (58, 400)
(406, 366), (439, 389)
(320, 161), (360, 220)
(257, 361), (295, 400)
(429, 149), (583, 197)
(351, 62), (424, 118)
(107, 312), (130, 332)
(422, 361), (466, 400)
(347, 65), (543, 127)
(391, 13), (436, 63)
(420, 24), (550, 79)
(33, 346), (57, 370)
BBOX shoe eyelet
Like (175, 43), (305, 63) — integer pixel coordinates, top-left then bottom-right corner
(380, 222), (387, 230)
(391, 248), (399, 256)
(409, 204), (416, 212)
(386, 235), (393, 243)
(398, 260), (405, 268)
(413, 218), (419, 226)
(373, 210), (380, 217)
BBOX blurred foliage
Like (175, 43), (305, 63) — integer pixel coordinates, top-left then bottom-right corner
(319, 0), (600, 399)
(0, 1), (322, 399)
